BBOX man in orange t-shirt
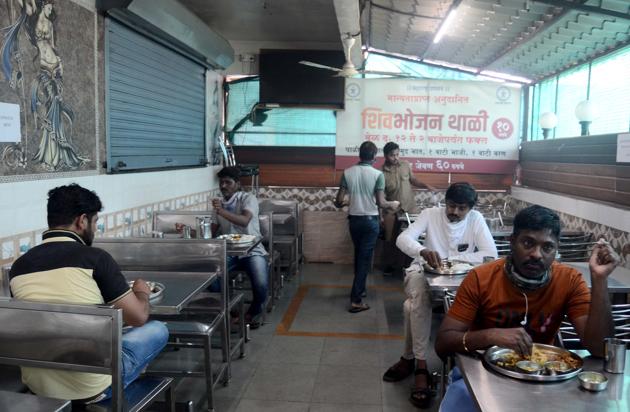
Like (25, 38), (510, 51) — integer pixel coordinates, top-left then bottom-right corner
(435, 205), (619, 412)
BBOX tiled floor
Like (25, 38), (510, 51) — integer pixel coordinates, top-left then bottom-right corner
(175, 263), (445, 411)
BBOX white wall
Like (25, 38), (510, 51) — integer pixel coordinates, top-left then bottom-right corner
(0, 167), (219, 237)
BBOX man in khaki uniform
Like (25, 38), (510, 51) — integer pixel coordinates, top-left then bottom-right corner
(382, 142), (435, 275)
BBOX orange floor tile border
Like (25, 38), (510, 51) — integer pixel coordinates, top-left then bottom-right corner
(276, 284), (404, 340)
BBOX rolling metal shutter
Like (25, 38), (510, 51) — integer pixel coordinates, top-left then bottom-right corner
(105, 18), (206, 172)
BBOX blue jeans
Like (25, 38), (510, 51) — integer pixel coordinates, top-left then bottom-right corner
(102, 320), (169, 398)
(348, 215), (379, 304)
(228, 255), (269, 318)
(440, 367), (477, 412)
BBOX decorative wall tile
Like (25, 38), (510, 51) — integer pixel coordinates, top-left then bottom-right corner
(510, 199), (629, 268)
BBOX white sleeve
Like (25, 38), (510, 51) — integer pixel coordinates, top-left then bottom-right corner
(450, 214), (498, 264)
(395, 210), (430, 259)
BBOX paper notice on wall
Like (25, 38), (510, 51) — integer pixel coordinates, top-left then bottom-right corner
(617, 133), (630, 163)
(0, 102), (21, 143)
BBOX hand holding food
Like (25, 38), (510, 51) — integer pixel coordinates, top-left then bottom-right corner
(489, 327), (533, 356)
(211, 198), (222, 210)
(420, 249), (442, 269)
(589, 238), (620, 279)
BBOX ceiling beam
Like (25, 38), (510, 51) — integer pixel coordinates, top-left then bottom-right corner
(333, 0), (363, 68)
(369, 1), (441, 20)
(532, 0), (630, 20)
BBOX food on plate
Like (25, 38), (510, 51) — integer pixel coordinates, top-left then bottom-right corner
(217, 233), (255, 243)
(450, 262), (474, 272)
(425, 260), (474, 274)
(494, 345), (580, 372)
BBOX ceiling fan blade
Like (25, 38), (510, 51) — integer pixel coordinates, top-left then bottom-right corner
(361, 69), (412, 77)
(299, 61), (342, 72)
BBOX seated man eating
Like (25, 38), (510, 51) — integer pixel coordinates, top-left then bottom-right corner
(383, 182), (497, 409)
(435, 205), (619, 412)
(9, 184), (168, 403)
(211, 166), (269, 329)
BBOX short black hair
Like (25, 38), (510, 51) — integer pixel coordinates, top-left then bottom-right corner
(47, 184), (103, 228)
(513, 205), (561, 240)
(445, 182), (477, 208)
(383, 142), (399, 156)
(359, 141), (378, 161)
(217, 166), (241, 182)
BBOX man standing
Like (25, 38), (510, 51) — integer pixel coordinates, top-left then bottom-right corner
(335, 141), (399, 313)
(435, 205), (618, 411)
(382, 182), (497, 409)
(9, 184), (168, 403)
(381, 142), (435, 276)
(211, 166), (268, 329)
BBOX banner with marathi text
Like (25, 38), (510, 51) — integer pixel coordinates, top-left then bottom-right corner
(336, 78), (521, 174)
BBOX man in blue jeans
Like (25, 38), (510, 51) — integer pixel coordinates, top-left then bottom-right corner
(9, 184), (168, 403)
(335, 141), (399, 313)
(211, 166), (269, 328)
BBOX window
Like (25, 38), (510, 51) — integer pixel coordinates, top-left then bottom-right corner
(527, 44), (630, 140)
(530, 78), (557, 140)
(226, 78), (336, 147)
(589, 47), (630, 135)
(105, 18), (206, 172)
(554, 65), (589, 139)
(365, 53), (479, 80)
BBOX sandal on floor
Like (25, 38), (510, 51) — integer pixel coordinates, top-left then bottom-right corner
(348, 303), (370, 313)
(383, 357), (415, 382)
(409, 368), (436, 409)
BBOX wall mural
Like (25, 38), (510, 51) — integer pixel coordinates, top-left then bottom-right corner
(0, 0), (95, 175)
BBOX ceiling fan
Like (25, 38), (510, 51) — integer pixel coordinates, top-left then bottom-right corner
(299, 35), (408, 78)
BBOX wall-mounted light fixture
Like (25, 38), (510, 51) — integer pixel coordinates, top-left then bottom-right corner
(538, 112), (558, 139)
(575, 100), (596, 136)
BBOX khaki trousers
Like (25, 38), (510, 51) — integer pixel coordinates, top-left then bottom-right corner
(402, 263), (432, 360)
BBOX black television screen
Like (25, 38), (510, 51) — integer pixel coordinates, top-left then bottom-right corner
(259, 49), (346, 108)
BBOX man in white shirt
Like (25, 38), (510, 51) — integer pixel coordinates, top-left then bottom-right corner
(382, 182), (497, 409)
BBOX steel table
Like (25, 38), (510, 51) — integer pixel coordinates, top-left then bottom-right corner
(456, 350), (630, 412)
(428, 263), (630, 294)
(123, 271), (218, 314)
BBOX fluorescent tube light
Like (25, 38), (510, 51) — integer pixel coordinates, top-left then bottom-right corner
(433, 9), (458, 44)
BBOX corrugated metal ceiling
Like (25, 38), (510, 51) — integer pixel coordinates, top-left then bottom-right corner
(366, 0), (630, 81)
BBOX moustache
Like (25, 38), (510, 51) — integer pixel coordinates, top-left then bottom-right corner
(448, 215), (460, 221)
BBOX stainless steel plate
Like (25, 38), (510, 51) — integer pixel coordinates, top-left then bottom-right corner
(424, 260), (473, 276)
(128, 281), (165, 303)
(483, 344), (583, 382)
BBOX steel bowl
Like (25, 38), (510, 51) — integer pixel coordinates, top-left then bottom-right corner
(544, 361), (570, 375)
(578, 371), (608, 392)
(516, 360), (542, 374)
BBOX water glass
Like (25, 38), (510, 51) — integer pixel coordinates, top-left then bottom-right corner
(604, 338), (627, 374)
